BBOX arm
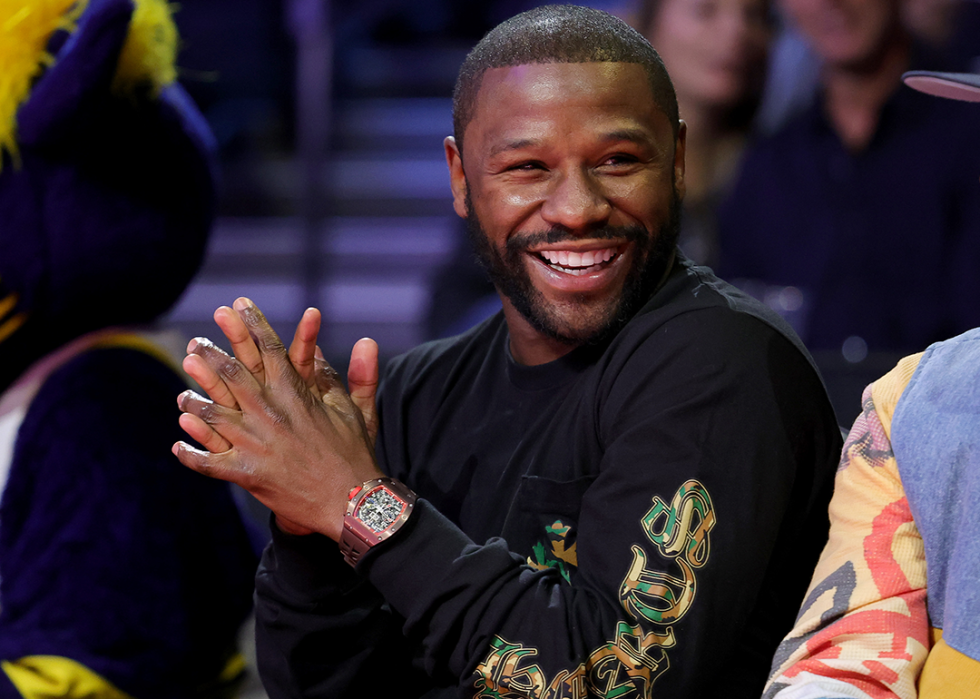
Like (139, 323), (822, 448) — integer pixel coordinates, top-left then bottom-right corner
(764, 357), (930, 699)
(253, 519), (431, 698)
(176, 301), (839, 697)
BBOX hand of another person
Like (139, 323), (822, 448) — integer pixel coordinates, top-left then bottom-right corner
(173, 298), (383, 541)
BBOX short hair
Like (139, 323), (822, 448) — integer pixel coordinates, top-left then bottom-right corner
(452, 4), (679, 156)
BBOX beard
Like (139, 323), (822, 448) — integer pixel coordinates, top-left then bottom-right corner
(465, 188), (681, 348)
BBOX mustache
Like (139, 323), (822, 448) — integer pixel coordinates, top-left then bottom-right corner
(505, 225), (650, 253)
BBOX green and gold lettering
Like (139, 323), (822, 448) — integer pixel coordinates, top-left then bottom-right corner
(475, 636), (546, 699)
(641, 480), (715, 568)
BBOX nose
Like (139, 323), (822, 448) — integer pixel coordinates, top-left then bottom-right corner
(540, 167), (612, 233)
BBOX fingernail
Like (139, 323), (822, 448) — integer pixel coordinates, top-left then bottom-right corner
(187, 338), (199, 353)
(172, 443), (181, 456)
(233, 297), (252, 312)
(314, 345), (324, 360)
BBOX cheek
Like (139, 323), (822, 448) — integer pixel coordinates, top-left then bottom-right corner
(476, 183), (550, 233)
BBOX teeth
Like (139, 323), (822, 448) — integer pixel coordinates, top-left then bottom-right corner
(538, 247), (616, 271)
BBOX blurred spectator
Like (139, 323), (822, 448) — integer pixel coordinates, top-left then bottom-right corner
(717, 0), (980, 420)
(636, 0), (772, 266)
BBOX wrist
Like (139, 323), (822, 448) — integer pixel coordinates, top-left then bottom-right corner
(339, 477), (417, 566)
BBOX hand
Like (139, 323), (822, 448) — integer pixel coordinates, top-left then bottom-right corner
(173, 298), (384, 541)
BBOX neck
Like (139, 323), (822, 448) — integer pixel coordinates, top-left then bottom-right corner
(502, 300), (578, 366)
(822, 32), (912, 151)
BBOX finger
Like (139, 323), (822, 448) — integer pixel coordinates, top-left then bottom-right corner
(183, 350), (238, 409)
(233, 297), (305, 393)
(289, 307), (322, 392)
(173, 441), (244, 486)
(348, 337), (379, 443)
(177, 389), (238, 450)
(186, 336), (265, 412)
(178, 412), (232, 453)
(215, 305), (265, 385)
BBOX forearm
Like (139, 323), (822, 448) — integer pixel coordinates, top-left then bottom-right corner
(255, 521), (428, 698)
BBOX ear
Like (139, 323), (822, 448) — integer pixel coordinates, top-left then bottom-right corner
(673, 120), (687, 202)
(445, 136), (468, 218)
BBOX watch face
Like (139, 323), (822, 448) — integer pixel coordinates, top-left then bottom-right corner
(356, 487), (408, 533)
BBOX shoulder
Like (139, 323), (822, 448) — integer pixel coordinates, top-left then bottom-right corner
(612, 260), (814, 369)
(594, 261), (834, 425)
(890, 327), (980, 430)
(14, 340), (188, 482)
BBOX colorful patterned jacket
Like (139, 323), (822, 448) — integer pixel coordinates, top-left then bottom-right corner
(765, 327), (980, 698)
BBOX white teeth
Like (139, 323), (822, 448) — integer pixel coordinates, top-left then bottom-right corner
(537, 246), (618, 273)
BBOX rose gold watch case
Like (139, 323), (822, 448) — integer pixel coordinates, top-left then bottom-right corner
(340, 477), (417, 566)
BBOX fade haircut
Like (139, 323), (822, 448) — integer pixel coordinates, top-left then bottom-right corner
(452, 4), (679, 156)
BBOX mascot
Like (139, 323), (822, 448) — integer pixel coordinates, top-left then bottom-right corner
(0, 1), (258, 697)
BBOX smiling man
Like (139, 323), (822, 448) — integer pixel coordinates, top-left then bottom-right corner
(173, 5), (842, 698)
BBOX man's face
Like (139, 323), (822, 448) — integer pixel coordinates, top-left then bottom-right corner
(446, 62), (685, 350)
(781, 0), (901, 69)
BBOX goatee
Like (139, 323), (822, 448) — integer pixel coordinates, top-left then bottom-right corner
(464, 188), (681, 348)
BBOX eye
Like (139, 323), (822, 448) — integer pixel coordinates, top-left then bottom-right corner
(508, 161), (546, 172)
(598, 154), (640, 170)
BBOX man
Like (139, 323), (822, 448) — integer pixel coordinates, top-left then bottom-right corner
(764, 70), (980, 699)
(173, 6), (841, 697)
(718, 0), (980, 419)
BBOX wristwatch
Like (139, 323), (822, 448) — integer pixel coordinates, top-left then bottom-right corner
(340, 477), (417, 566)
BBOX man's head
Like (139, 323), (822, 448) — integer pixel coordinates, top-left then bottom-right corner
(453, 4), (679, 158)
(445, 6), (686, 362)
(780, 0), (904, 70)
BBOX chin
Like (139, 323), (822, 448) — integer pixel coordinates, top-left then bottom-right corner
(528, 290), (633, 347)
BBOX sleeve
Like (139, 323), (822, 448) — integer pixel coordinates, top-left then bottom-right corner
(253, 519), (431, 699)
(764, 356), (930, 699)
(0, 347), (258, 699)
(359, 310), (841, 697)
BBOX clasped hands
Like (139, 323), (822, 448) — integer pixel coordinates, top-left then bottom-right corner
(172, 298), (384, 541)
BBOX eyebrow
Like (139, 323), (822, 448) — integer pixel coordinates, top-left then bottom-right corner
(487, 128), (656, 159)
(599, 128), (655, 146)
(488, 138), (540, 159)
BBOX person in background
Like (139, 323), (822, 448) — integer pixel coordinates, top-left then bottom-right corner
(717, 0), (980, 421)
(0, 0), (258, 696)
(634, 0), (772, 266)
(764, 70), (980, 699)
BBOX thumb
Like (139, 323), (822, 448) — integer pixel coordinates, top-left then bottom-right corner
(347, 338), (379, 443)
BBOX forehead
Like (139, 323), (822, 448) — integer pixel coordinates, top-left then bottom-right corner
(464, 62), (671, 157)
